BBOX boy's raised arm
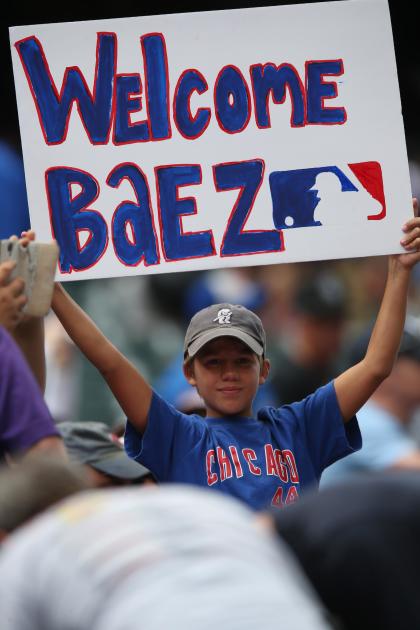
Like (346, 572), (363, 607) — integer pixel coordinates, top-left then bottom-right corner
(52, 283), (152, 433)
(335, 199), (420, 422)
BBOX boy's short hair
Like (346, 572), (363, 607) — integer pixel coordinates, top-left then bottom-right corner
(184, 303), (266, 359)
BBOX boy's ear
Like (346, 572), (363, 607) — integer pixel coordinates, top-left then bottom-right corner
(259, 358), (270, 385)
(183, 359), (197, 386)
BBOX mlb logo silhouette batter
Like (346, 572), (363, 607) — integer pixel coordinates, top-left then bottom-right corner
(269, 161), (386, 230)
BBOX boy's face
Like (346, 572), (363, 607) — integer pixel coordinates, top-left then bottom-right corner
(184, 337), (270, 418)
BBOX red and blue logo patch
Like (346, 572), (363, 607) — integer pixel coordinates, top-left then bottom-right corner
(270, 161), (386, 230)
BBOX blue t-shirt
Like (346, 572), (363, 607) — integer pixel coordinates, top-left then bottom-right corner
(125, 381), (361, 510)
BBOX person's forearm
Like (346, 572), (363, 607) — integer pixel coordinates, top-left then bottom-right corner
(52, 283), (152, 432)
(364, 257), (410, 379)
(52, 283), (121, 376)
(12, 318), (46, 392)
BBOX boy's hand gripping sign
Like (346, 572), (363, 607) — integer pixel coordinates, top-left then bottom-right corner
(10, 0), (411, 280)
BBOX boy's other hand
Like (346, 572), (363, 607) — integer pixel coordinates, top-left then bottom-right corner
(397, 198), (420, 269)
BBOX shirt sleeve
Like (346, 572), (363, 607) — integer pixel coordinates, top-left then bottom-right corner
(0, 327), (59, 455)
(285, 380), (362, 476)
(124, 390), (206, 481)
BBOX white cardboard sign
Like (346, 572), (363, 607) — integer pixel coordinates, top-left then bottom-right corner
(10, 0), (411, 281)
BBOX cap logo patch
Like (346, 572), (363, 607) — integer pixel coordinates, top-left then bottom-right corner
(214, 308), (232, 324)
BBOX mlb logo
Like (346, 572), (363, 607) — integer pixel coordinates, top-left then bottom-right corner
(269, 162), (386, 230)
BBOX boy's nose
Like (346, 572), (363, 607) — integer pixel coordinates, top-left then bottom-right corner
(221, 363), (239, 380)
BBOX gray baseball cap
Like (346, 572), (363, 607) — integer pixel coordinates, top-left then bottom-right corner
(58, 421), (151, 481)
(184, 303), (266, 358)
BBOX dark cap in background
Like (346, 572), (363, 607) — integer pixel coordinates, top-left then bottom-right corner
(294, 273), (347, 321)
(349, 326), (420, 367)
(58, 421), (151, 481)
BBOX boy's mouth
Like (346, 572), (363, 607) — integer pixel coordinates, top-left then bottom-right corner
(218, 387), (242, 394)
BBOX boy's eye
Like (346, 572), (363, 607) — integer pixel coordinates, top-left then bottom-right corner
(205, 358), (220, 366)
(237, 357), (252, 365)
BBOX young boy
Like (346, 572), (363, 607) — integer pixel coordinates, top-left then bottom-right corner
(51, 201), (420, 510)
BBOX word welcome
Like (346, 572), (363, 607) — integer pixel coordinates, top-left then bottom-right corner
(16, 32), (347, 145)
(47, 159), (285, 273)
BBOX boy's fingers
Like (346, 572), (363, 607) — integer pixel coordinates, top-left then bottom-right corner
(9, 277), (25, 297)
(15, 294), (27, 309)
(0, 261), (16, 283)
(403, 217), (420, 232)
(402, 200), (419, 231)
(19, 230), (35, 247)
(403, 238), (420, 252)
(401, 226), (420, 246)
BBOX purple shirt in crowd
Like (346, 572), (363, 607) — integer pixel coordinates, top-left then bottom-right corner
(0, 326), (58, 457)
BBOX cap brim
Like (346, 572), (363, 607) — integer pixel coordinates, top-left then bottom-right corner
(187, 327), (264, 358)
(91, 453), (151, 480)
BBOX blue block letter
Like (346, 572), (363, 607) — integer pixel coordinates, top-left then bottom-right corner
(250, 63), (305, 128)
(174, 69), (211, 139)
(107, 163), (159, 266)
(141, 34), (171, 140)
(214, 160), (282, 257)
(156, 165), (215, 261)
(114, 74), (150, 144)
(214, 65), (251, 134)
(46, 167), (108, 272)
(15, 34), (116, 144)
(306, 60), (346, 124)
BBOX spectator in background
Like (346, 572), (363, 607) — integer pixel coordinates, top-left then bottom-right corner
(44, 313), (79, 423)
(0, 141), (30, 240)
(0, 456), (90, 539)
(270, 271), (347, 405)
(182, 268), (266, 322)
(274, 471), (420, 630)
(409, 159), (420, 205)
(0, 485), (332, 630)
(408, 160), (420, 295)
(0, 325), (65, 462)
(322, 328), (420, 485)
(0, 260), (65, 462)
(58, 421), (154, 487)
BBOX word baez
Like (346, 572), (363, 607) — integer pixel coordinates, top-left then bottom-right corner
(16, 33), (347, 145)
(46, 159), (284, 273)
